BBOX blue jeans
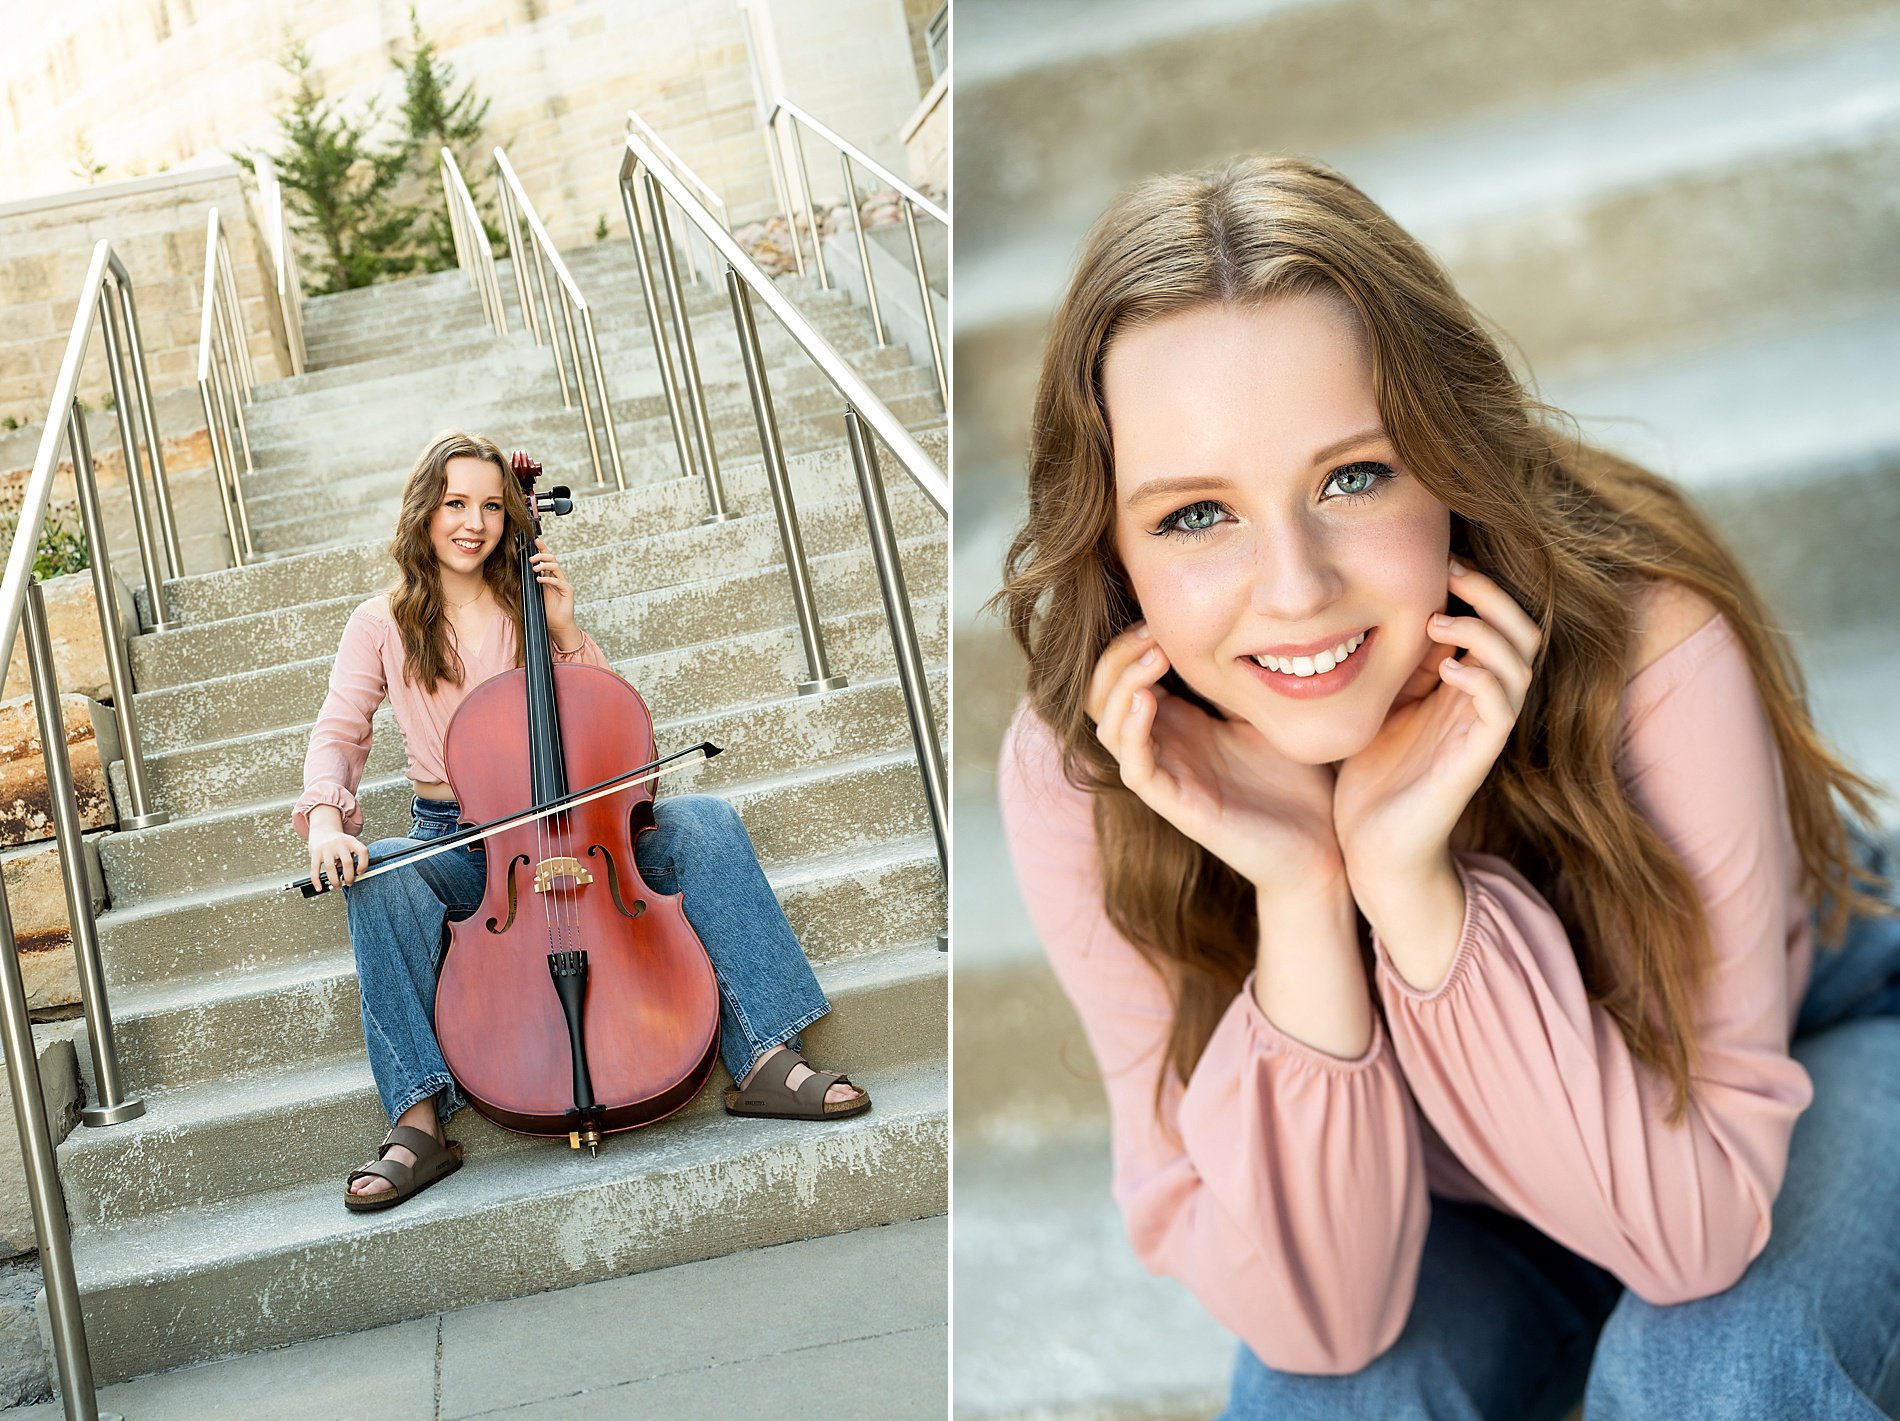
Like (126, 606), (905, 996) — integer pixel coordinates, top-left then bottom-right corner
(341, 793), (831, 1126)
(1224, 819), (1900, 1420)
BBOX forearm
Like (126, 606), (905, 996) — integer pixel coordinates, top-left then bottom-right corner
(1252, 873), (1374, 1059)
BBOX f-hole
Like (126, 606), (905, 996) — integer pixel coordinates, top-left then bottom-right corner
(486, 854), (533, 933)
(586, 844), (647, 921)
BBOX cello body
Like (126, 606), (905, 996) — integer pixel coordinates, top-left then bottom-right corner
(432, 455), (719, 1149)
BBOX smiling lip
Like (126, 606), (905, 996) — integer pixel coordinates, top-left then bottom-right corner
(1242, 626), (1377, 700)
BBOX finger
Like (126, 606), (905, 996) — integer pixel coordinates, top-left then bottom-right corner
(1438, 656), (1516, 729)
(1085, 623), (1155, 723)
(1096, 644), (1171, 760)
(1428, 614), (1530, 706)
(1448, 560), (1543, 665)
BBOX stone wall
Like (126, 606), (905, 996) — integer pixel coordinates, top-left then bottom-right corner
(0, 164), (286, 426)
(0, 0), (931, 264)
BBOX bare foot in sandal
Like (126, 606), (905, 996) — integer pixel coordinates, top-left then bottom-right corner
(740, 1045), (864, 1108)
(349, 1099), (443, 1200)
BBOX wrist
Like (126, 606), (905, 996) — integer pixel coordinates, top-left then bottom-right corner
(549, 625), (584, 654)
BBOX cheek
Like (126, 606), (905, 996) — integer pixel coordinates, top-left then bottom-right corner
(1120, 537), (1252, 659)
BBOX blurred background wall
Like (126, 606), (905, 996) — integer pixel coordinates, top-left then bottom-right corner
(951, 1), (1900, 1416)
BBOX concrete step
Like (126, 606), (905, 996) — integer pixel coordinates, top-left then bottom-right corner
(98, 748), (936, 908)
(96, 821), (939, 993)
(135, 597), (944, 757)
(130, 527), (944, 692)
(954, 0), (1897, 237)
(62, 1052), (945, 1382)
(123, 661), (946, 825)
(953, 1131), (1228, 1421)
(232, 370), (938, 521)
(65, 941), (943, 1229)
(94, 842), (943, 1096)
(137, 427), (947, 626)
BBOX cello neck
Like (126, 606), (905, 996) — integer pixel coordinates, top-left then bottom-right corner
(510, 451), (570, 808)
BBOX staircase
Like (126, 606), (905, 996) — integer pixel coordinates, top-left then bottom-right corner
(46, 233), (947, 1382)
(951, 1), (1900, 1416)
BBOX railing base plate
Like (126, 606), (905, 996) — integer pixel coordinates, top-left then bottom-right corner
(82, 1098), (146, 1127)
(117, 811), (171, 830)
(797, 675), (849, 696)
(699, 511), (735, 525)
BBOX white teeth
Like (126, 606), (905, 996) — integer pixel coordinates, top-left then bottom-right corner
(1253, 630), (1367, 678)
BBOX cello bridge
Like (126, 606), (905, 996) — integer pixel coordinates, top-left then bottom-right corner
(532, 857), (594, 892)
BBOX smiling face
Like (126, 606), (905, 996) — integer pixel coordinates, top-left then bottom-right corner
(1105, 293), (1452, 765)
(429, 455), (509, 577)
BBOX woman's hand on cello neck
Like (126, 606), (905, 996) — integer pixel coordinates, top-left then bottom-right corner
(1086, 622), (1346, 902)
(529, 537), (584, 653)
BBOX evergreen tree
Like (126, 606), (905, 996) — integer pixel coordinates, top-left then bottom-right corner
(239, 39), (422, 295)
(396, 6), (498, 272)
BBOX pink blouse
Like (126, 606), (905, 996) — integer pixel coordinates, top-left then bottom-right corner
(294, 595), (612, 839)
(997, 611), (1817, 1375)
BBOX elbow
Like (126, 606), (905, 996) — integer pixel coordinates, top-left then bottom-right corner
(1238, 1298), (1408, 1377)
(1624, 1217), (1768, 1307)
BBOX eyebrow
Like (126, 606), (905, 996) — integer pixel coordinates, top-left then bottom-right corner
(1122, 426), (1390, 508)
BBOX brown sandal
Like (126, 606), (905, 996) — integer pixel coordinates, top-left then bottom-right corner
(343, 1124), (464, 1213)
(724, 1050), (871, 1120)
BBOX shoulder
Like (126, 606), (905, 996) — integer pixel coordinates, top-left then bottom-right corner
(352, 592), (395, 625)
(1627, 580), (1722, 679)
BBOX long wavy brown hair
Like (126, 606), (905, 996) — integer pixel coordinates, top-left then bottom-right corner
(388, 431), (533, 693)
(1000, 154), (1897, 1124)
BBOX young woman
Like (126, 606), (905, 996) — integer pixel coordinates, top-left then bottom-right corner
(996, 155), (1900, 1418)
(296, 431), (870, 1213)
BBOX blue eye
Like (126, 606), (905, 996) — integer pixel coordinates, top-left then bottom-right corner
(1153, 500), (1232, 537)
(1325, 461), (1396, 502)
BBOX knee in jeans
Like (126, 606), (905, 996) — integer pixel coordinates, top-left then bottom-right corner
(661, 794), (746, 848)
(1591, 1283), (1818, 1413)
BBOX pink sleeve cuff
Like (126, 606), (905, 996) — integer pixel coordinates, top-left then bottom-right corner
(293, 783), (363, 841)
(1372, 855), (1486, 1005)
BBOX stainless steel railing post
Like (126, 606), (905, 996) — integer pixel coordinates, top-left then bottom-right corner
(764, 121), (806, 280)
(844, 408), (946, 876)
(25, 579), (145, 1128)
(66, 409), (168, 831)
(0, 871), (100, 1421)
(532, 237), (572, 408)
(497, 178), (538, 343)
(113, 275), (183, 579)
(621, 180), (698, 487)
(95, 291), (171, 626)
(902, 198), (947, 408)
(208, 340), (255, 560)
(727, 268), (846, 695)
(840, 155), (887, 347)
(556, 290), (606, 488)
(642, 169), (730, 523)
(580, 306), (626, 491)
(216, 233), (256, 392)
(198, 379), (244, 568)
(788, 120), (830, 290)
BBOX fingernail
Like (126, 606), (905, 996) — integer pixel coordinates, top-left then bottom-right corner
(1139, 649), (1157, 666)
(1133, 621), (1151, 638)
(1431, 613), (1449, 626)
(1449, 558), (1467, 577)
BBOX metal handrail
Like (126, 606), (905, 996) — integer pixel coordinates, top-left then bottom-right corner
(765, 99), (947, 406)
(441, 149), (506, 334)
(618, 130), (948, 882)
(253, 153), (307, 378)
(197, 208), (258, 567)
(624, 110), (731, 286)
(2, 237), (186, 1419)
(491, 148), (625, 491)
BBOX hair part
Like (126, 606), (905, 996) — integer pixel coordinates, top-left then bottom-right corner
(999, 154), (1897, 1127)
(388, 431), (533, 693)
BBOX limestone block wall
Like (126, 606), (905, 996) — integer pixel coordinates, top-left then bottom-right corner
(0, 0), (932, 263)
(0, 165), (286, 426)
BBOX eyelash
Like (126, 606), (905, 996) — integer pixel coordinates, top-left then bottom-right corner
(1150, 461), (1397, 538)
(446, 500), (502, 511)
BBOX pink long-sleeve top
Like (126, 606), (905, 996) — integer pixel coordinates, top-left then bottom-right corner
(998, 609), (1818, 1375)
(294, 594), (612, 840)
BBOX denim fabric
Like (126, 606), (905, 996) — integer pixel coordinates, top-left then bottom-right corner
(1222, 819), (1900, 1420)
(342, 793), (831, 1126)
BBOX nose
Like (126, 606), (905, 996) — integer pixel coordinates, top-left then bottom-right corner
(1248, 520), (1341, 623)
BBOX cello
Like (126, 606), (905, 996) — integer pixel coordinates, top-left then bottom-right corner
(430, 451), (721, 1154)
